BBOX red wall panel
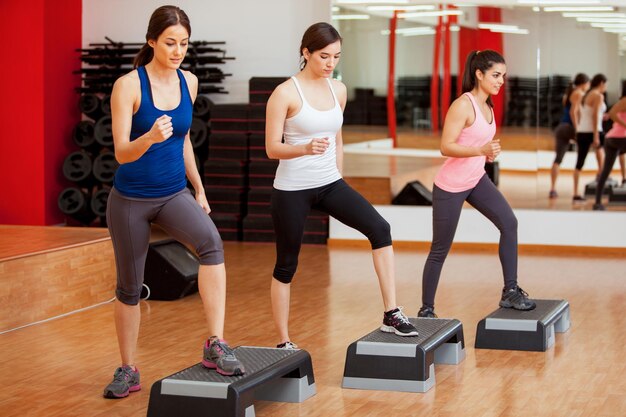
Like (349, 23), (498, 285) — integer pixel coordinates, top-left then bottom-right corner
(0, 0), (81, 225)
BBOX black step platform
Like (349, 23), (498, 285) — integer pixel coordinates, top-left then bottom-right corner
(342, 318), (465, 393)
(475, 299), (570, 352)
(147, 347), (315, 417)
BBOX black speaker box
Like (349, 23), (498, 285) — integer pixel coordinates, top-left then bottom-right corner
(142, 239), (199, 301)
(392, 181), (433, 206)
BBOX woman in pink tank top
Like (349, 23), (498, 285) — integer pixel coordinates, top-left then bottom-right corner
(418, 50), (535, 319)
(594, 86), (626, 210)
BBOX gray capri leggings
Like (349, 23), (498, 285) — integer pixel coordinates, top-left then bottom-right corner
(106, 187), (224, 305)
(553, 123), (576, 165)
(422, 174), (518, 308)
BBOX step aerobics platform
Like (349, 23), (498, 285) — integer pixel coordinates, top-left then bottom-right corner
(147, 347), (315, 417)
(475, 299), (570, 352)
(342, 318), (465, 393)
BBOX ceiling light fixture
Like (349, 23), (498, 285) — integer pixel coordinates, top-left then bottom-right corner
(331, 14), (371, 20)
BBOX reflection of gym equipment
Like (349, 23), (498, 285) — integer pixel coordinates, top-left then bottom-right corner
(391, 181), (432, 206)
(147, 347), (316, 417)
(584, 177), (618, 196)
(475, 299), (570, 352)
(342, 318), (465, 393)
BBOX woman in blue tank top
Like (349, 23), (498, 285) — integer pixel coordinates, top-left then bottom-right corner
(103, 6), (244, 400)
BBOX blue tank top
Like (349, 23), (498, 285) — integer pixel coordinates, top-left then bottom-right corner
(560, 102), (572, 125)
(113, 66), (192, 198)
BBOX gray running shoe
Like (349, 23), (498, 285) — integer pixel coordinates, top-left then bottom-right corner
(202, 338), (245, 376)
(276, 341), (299, 349)
(103, 365), (141, 399)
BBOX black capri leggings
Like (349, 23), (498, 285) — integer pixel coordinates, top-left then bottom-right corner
(106, 187), (224, 305)
(553, 123), (575, 165)
(271, 179), (392, 283)
(576, 132), (605, 170)
(595, 137), (626, 204)
(422, 174), (518, 309)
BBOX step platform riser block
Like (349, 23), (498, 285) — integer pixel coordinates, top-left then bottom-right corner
(475, 299), (570, 352)
(147, 347), (315, 417)
(342, 318), (465, 393)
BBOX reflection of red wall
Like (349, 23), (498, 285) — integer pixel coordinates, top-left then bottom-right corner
(0, 0), (81, 225)
(457, 7), (505, 127)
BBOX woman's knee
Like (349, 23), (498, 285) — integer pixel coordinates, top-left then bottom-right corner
(196, 231), (225, 265)
(273, 262), (298, 284)
(368, 217), (392, 249)
(116, 287), (141, 306)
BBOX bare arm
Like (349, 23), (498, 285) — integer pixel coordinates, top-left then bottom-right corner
(181, 72), (211, 213)
(334, 80), (347, 174)
(609, 97), (626, 130)
(440, 96), (500, 159)
(265, 83), (327, 159)
(110, 73), (173, 164)
(569, 91), (583, 130)
(590, 93), (602, 145)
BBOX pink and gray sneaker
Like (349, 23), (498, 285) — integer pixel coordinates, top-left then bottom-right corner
(202, 337), (245, 376)
(103, 365), (141, 399)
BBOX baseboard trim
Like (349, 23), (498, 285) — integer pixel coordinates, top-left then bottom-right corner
(327, 238), (625, 256)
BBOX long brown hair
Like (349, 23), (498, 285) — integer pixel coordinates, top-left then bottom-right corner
(133, 5), (191, 68)
(461, 50), (505, 107)
(563, 73), (589, 106)
(299, 22), (342, 70)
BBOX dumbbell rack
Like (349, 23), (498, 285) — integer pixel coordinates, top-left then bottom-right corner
(58, 37), (233, 227)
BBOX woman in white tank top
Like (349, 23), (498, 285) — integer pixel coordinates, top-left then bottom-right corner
(265, 23), (418, 348)
(573, 73), (608, 201)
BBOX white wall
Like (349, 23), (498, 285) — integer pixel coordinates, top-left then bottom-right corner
(82, 0), (332, 103)
(331, 206), (626, 248)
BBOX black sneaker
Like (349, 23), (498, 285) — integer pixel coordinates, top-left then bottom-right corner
(499, 286), (536, 311)
(572, 195), (585, 202)
(593, 203), (606, 211)
(103, 365), (141, 399)
(276, 341), (298, 349)
(417, 306), (438, 318)
(380, 307), (419, 336)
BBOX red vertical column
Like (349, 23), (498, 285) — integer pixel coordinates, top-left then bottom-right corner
(441, 12), (452, 123)
(431, 11), (443, 133)
(387, 11), (398, 147)
(458, 27), (478, 95)
(478, 7), (505, 127)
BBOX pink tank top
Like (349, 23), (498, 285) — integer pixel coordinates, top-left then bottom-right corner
(434, 93), (496, 193)
(606, 112), (626, 138)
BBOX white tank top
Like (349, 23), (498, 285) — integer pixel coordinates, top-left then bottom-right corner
(578, 95), (606, 133)
(273, 76), (344, 191)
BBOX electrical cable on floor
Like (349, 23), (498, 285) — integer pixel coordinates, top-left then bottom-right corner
(0, 296), (117, 335)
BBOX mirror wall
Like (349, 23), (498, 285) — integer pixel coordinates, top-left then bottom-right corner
(331, 0), (626, 211)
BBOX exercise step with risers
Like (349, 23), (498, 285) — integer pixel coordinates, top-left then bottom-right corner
(475, 299), (570, 352)
(342, 318), (465, 393)
(147, 347), (315, 417)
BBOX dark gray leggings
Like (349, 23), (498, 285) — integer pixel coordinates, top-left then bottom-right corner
(553, 123), (575, 165)
(422, 174), (518, 308)
(595, 137), (626, 204)
(106, 187), (224, 305)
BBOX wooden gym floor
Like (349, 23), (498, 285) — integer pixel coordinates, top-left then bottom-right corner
(0, 240), (624, 417)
